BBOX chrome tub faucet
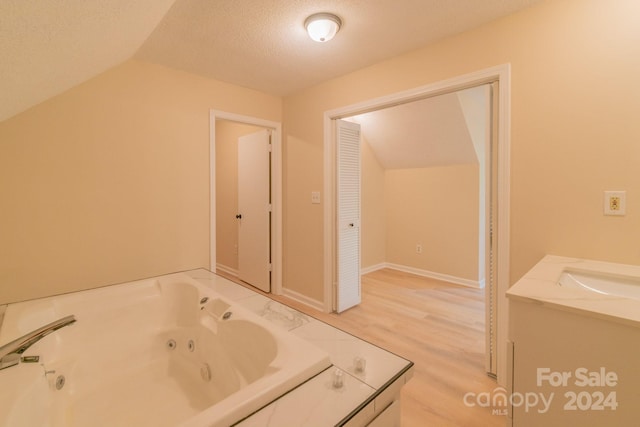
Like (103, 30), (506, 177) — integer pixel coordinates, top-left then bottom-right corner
(0, 315), (76, 370)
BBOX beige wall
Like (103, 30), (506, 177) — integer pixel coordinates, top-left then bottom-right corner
(282, 0), (640, 302)
(283, 135), (324, 301)
(3, 0), (639, 307)
(361, 136), (479, 282)
(385, 165), (479, 281)
(0, 60), (281, 304)
(361, 137), (386, 268)
(215, 121), (264, 271)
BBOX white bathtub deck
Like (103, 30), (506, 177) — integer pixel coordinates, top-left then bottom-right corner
(0, 270), (412, 427)
(186, 269), (413, 427)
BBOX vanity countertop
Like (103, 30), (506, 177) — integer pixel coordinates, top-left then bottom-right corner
(186, 269), (413, 427)
(506, 255), (640, 328)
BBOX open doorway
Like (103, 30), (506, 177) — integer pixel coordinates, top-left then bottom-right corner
(323, 65), (510, 384)
(209, 111), (283, 295)
(344, 83), (494, 371)
(347, 85), (489, 288)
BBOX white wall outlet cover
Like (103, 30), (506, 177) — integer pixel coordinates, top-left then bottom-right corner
(604, 191), (626, 216)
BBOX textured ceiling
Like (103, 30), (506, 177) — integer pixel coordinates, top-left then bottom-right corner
(1, 0), (543, 122)
(0, 0), (176, 122)
(136, 0), (543, 96)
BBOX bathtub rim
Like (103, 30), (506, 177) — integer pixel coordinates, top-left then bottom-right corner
(0, 271), (333, 427)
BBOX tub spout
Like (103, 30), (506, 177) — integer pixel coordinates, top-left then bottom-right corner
(0, 315), (76, 370)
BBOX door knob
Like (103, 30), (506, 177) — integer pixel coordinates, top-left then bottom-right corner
(236, 214), (242, 219)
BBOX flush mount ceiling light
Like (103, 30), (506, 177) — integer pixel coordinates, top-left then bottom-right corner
(304, 13), (342, 42)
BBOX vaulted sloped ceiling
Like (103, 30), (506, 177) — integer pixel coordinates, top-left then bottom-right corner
(134, 0), (540, 97)
(0, 0), (177, 122)
(1, 0), (542, 122)
(350, 93), (479, 169)
(348, 84), (490, 170)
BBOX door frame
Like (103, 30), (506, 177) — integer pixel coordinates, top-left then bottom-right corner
(209, 110), (283, 295)
(322, 64), (511, 385)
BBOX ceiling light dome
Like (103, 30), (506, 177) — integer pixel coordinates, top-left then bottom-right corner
(305, 13), (342, 43)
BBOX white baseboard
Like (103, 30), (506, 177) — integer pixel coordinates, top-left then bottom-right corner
(216, 263), (238, 277)
(281, 287), (325, 312)
(368, 262), (482, 289)
(217, 264), (325, 311)
(360, 263), (387, 275)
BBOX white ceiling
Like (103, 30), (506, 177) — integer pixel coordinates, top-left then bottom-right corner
(350, 92), (478, 169)
(135, 0), (542, 96)
(350, 85), (489, 169)
(0, 0), (541, 168)
(0, 0), (176, 122)
(1, 0), (542, 122)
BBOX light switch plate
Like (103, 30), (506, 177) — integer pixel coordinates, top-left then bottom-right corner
(604, 191), (626, 216)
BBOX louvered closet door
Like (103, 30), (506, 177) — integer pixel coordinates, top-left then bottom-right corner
(336, 119), (361, 313)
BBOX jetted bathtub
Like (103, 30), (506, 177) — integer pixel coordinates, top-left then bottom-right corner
(0, 273), (331, 426)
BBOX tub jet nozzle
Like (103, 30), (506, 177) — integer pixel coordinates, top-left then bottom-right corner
(55, 375), (66, 390)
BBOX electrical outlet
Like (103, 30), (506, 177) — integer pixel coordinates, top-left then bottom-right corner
(416, 243), (422, 254)
(604, 191), (626, 216)
(610, 196), (620, 210)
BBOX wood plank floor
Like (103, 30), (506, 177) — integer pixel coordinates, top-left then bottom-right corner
(219, 268), (506, 427)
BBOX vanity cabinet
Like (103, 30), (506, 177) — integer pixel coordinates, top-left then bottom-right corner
(507, 297), (640, 427)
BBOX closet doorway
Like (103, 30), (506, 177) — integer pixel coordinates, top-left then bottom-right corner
(323, 65), (510, 383)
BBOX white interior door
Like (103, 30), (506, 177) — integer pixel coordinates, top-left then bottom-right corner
(336, 119), (361, 312)
(238, 129), (271, 292)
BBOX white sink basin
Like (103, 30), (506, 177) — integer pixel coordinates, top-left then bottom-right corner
(558, 270), (640, 300)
